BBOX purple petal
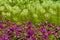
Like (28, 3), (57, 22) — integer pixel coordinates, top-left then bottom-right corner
(41, 26), (46, 33)
(48, 24), (53, 27)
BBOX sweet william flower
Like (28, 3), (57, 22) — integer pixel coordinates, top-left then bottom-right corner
(2, 30), (7, 34)
(17, 28), (23, 32)
(4, 36), (9, 40)
(16, 31), (20, 38)
(8, 30), (14, 37)
(21, 37), (25, 40)
(0, 34), (3, 40)
(42, 34), (48, 38)
(11, 24), (18, 30)
(7, 28), (11, 31)
(26, 30), (35, 37)
(25, 25), (33, 30)
(48, 24), (53, 27)
(55, 26), (60, 31)
(0, 23), (3, 29)
(27, 22), (31, 25)
(29, 36), (36, 40)
(41, 26), (46, 33)
(46, 37), (49, 40)
(7, 20), (12, 25)
(38, 24), (44, 26)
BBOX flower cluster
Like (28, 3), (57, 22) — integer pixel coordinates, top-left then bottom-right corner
(0, 20), (60, 40)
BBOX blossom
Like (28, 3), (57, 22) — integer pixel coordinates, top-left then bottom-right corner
(8, 31), (14, 37)
(27, 22), (31, 25)
(17, 28), (23, 32)
(21, 37), (25, 40)
(41, 26), (46, 33)
(26, 30), (35, 37)
(0, 23), (3, 29)
(4, 36), (9, 40)
(55, 26), (60, 31)
(7, 28), (11, 31)
(7, 20), (12, 25)
(0, 34), (3, 40)
(42, 34), (49, 40)
(16, 31), (20, 38)
(25, 25), (33, 29)
(11, 24), (18, 30)
(48, 24), (53, 27)
(29, 36), (36, 40)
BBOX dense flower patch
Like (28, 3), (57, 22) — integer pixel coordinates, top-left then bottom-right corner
(0, 20), (60, 40)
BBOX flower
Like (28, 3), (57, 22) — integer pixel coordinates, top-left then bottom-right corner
(21, 37), (25, 40)
(25, 25), (33, 29)
(38, 24), (44, 26)
(4, 36), (9, 40)
(48, 24), (53, 27)
(55, 26), (60, 31)
(41, 26), (46, 33)
(16, 31), (20, 38)
(11, 24), (18, 30)
(29, 36), (36, 40)
(7, 20), (12, 25)
(26, 30), (35, 37)
(17, 28), (23, 32)
(0, 34), (3, 40)
(27, 22), (31, 25)
(8, 31), (14, 37)
(2, 30), (7, 34)
(0, 23), (3, 29)
(42, 34), (49, 40)
(7, 28), (11, 31)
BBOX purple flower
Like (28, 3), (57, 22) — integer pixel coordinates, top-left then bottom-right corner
(26, 30), (35, 37)
(7, 21), (12, 25)
(41, 26), (46, 33)
(42, 34), (49, 40)
(56, 34), (60, 38)
(11, 24), (18, 30)
(4, 36), (9, 40)
(29, 36), (36, 40)
(7, 28), (11, 31)
(46, 37), (49, 40)
(42, 34), (47, 38)
(25, 25), (33, 29)
(0, 23), (3, 29)
(53, 33), (60, 38)
(55, 26), (60, 31)
(48, 24), (53, 27)
(27, 22), (31, 25)
(8, 31), (14, 37)
(48, 30), (55, 34)
(2, 30), (7, 34)
(17, 28), (23, 32)
(38, 24), (44, 26)
(0, 34), (3, 40)
(16, 31), (20, 38)
(21, 37), (25, 40)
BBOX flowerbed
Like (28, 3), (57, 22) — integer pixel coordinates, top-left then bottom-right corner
(0, 20), (60, 40)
